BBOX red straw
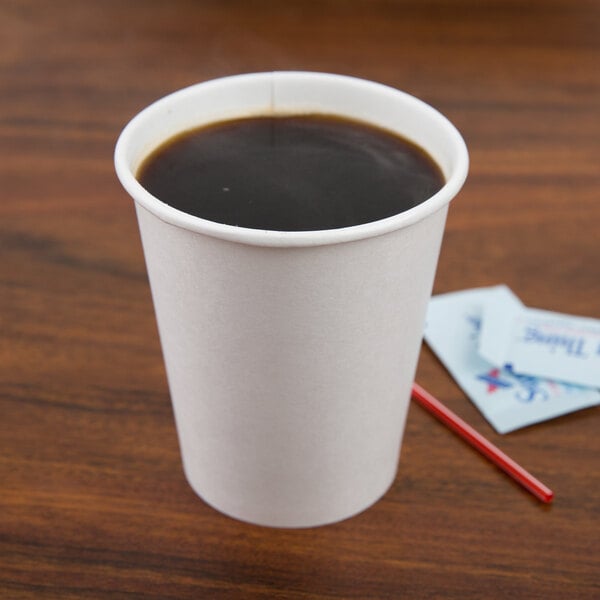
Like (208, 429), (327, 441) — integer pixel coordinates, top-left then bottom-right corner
(411, 382), (554, 503)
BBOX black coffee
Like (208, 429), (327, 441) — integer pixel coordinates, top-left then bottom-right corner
(137, 115), (444, 231)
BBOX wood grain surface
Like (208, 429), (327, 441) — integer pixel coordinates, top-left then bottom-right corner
(1, 1), (598, 598)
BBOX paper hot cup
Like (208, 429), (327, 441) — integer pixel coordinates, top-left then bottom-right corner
(115, 72), (468, 527)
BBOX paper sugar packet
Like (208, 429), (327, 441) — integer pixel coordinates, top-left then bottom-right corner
(423, 285), (600, 433)
(478, 295), (600, 389)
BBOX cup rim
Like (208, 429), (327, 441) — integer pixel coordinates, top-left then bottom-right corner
(114, 71), (468, 247)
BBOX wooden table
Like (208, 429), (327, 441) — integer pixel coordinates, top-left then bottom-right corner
(2, 1), (598, 598)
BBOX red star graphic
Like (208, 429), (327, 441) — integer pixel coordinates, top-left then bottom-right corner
(486, 368), (502, 392)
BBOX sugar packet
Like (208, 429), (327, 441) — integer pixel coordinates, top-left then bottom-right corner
(423, 285), (600, 433)
(479, 296), (600, 389)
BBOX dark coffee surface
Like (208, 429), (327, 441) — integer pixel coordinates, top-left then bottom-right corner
(137, 115), (445, 231)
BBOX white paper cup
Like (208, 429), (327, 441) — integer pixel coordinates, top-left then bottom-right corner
(115, 72), (468, 528)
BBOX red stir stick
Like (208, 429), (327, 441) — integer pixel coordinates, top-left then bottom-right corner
(411, 382), (554, 503)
